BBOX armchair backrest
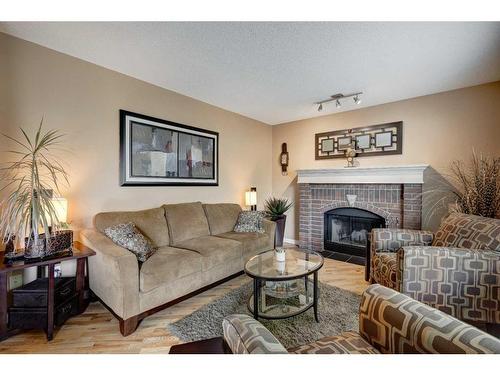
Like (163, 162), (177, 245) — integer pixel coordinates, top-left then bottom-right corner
(432, 212), (500, 251)
(397, 246), (500, 324)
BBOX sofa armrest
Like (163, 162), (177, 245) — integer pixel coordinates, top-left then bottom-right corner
(222, 314), (288, 354)
(80, 228), (140, 319)
(397, 246), (500, 324)
(359, 284), (500, 354)
(262, 219), (276, 247)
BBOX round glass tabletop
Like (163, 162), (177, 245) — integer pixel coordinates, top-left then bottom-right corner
(244, 249), (323, 281)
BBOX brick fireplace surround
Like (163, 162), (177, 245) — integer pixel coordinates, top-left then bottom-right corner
(297, 165), (428, 253)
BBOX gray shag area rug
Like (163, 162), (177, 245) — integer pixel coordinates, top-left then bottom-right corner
(168, 282), (360, 349)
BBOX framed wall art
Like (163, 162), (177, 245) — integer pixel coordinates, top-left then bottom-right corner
(375, 131), (393, 147)
(337, 136), (352, 150)
(315, 121), (403, 160)
(321, 138), (334, 153)
(355, 134), (371, 150)
(120, 110), (218, 186)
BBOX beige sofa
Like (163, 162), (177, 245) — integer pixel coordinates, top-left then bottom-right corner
(81, 202), (275, 336)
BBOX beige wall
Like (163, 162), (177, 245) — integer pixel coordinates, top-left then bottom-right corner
(0, 33), (273, 236)
(272, 82), (500, 241)
(2, 31), (499, 248)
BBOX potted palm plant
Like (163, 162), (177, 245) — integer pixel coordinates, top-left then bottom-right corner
(0, 120), (70, 259)
(264, 197), (293, 247)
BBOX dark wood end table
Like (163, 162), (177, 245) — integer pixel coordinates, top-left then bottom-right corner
(0, 241), (95, 342)
(169, 337), (231, 354)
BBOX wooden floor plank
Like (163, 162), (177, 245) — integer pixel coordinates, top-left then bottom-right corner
(0, 257), (369, 353)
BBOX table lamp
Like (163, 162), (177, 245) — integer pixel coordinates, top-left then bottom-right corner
(245, 187), (257, 211)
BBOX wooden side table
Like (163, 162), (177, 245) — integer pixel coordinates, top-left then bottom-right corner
(0, 241), (95, 342)
(169, 337), (231, 354)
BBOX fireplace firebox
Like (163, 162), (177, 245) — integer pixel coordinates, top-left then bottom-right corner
(324, 207), (385, 257)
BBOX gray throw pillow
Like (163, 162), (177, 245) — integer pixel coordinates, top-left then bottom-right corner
(104, 222), (156, 262)
(233, 211), (265, 233)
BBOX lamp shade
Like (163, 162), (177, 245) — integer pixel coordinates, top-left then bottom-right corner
(48, 197), (68, 224)
(245, 191), (257, 207)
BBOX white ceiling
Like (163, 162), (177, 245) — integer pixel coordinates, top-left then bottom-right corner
(1, 22), (500, 125)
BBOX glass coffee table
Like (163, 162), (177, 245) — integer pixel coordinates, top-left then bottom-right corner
(244, 249), (324, 322)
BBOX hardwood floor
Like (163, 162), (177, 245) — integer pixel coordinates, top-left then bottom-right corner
(0, 258), (369, 354)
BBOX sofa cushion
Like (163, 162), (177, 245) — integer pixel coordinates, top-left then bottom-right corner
(164, 202), (210, 245)
(175, 235), (243, 271)
(103, 222), (157, 262)
(290, 331), (380, 354)
(94, 207), (169, 247)
(139, 246), (202, 292)
(432, 212), (500, 251)
(216, 231), (271, 260)
(203, 203), (242, 235)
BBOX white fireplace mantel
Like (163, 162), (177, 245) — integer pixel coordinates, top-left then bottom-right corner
(296, 164), (429, 184)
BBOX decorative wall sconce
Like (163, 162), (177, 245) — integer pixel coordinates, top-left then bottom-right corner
(245, 187), (257, 211)
(280, 143), (289, 176)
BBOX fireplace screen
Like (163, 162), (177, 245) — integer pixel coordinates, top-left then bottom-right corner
(324, 207), (385, 257)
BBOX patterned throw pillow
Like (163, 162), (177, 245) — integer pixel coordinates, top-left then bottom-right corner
(233, 211), (266, 233)
(104, 222), (157, 262)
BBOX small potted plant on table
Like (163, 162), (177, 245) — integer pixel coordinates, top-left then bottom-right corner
(264, 197), (293, 247)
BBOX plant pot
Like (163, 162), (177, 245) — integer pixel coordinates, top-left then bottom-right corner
(24, 234), (47, 259)
(46, 230), (73, 256)
(273, 215), (287, 247)
(24, 230), (73, 259)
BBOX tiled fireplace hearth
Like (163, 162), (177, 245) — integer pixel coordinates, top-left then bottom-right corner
(297, 165), (428, 256)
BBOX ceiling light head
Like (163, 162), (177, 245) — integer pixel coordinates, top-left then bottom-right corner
(354, 95), (361, 105)
(317, 103), (323, 112)
(335, 99), (341, 108)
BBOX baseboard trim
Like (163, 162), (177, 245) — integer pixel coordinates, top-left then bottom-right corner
(284, 238), (298, 245)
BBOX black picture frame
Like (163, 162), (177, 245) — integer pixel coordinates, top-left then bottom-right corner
(119, 110), (219, 186)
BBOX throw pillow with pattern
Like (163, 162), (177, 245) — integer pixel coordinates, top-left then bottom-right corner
(104, 222), (157, 262)
(233, 211), (265, 233)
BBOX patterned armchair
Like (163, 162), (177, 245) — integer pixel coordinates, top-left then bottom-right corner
(222, 284), (500, 354)
(370, 213), (500, 325)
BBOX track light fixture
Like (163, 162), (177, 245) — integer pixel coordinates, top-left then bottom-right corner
(315, 92), (363, 112)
